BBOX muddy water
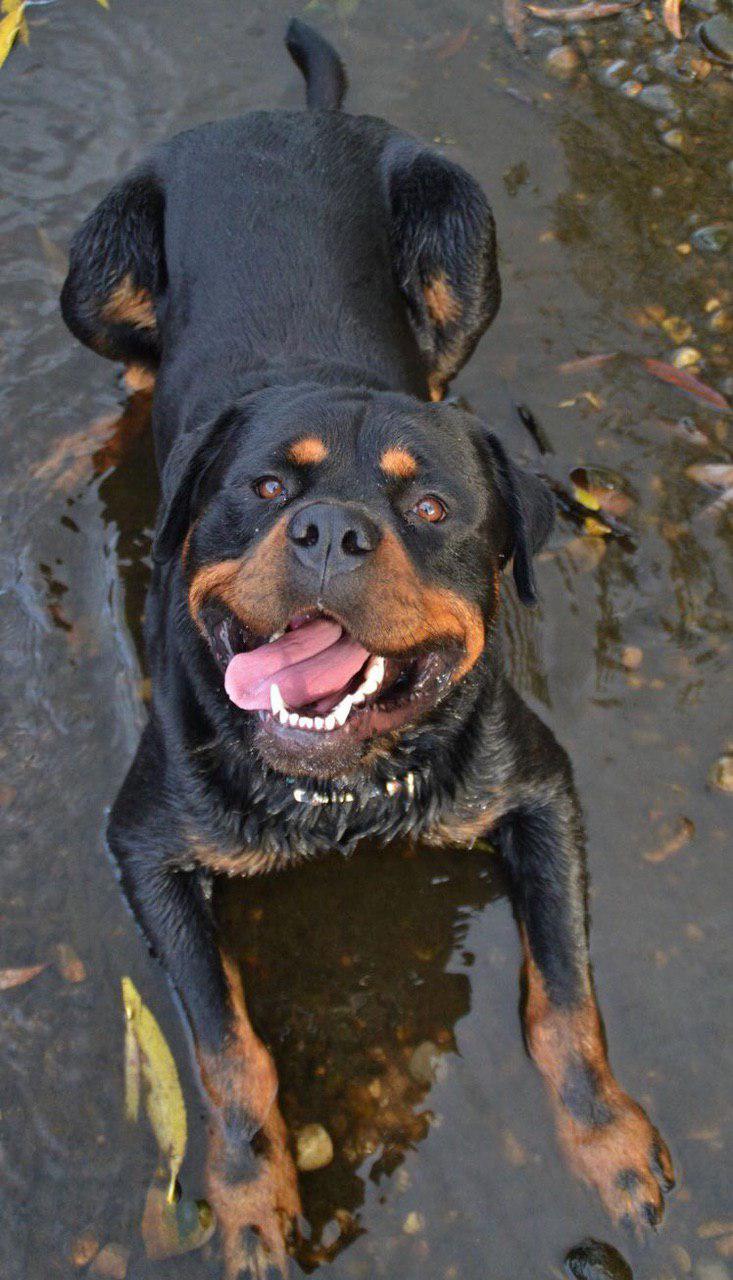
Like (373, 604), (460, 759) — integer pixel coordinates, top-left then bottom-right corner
(1, 1), (731, 1277)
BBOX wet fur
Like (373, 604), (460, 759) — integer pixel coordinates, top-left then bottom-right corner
(61, 20), (672, 1277)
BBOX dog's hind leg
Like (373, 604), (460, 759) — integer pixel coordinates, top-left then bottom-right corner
(498, 792), (675, 1236)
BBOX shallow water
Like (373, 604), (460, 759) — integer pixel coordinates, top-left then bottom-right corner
(0, 1), (731, 1278)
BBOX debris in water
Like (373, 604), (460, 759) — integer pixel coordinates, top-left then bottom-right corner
(295, 1123), (334, 1172)
(141, 1177), (215, 1260)
(644, 815), (695, 863)
(642, 358), (731, 413)
(663, 0), (682, 39)
(564, 1238), (633, 1279)
(708, 754), (733, 794)
(122, 976), (187, 1201)
(686, 464), (733, 490)
(88, 1243), (130, 1280)
(527, 0), (641, 20)
(0, 963), (46, 991)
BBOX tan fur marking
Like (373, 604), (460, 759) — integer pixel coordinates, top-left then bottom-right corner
(522, 933), (674, 1227)
(423, 272), (461, 327)
(288, 436), (328, 467)
(102, 273), (157, 330)
(199, 954), (301, 1279)
(380, 446), (418, 480)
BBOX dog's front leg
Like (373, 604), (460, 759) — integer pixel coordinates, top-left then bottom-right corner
(499, 798), (675, 1234)
(112, 843), (300, 1278)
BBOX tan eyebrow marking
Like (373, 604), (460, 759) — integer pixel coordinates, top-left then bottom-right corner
(380, 446), (418, 480)
(101, 273), (157, 330)
(287, 436), (328, 466)
(423, 271), (460, 327)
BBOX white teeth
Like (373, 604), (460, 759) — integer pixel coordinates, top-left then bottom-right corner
(270, 683), (286, 716)
(270, 656), (386, 733)
(268, 628), (285, 643)
(332, 696), (352, 727)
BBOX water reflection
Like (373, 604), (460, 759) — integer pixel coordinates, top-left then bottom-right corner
(216, 839), (505, 1265)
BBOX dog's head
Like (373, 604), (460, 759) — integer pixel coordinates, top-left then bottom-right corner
(153, 384), (554, 778)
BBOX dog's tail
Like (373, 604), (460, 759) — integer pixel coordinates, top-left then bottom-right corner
(285, 18), (348, 110)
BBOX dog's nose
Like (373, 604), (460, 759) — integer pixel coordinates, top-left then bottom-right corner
(287, 501), (381, 579)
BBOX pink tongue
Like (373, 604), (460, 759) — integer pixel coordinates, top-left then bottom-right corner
(224, 619), (369, 712)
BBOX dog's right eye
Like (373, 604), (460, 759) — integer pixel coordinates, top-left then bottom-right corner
(253, 476), (287, 500)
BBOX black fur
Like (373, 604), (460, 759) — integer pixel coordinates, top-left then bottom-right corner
(62, 20), (671, 1268)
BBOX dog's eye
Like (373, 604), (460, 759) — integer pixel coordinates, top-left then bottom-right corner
(254, 476), (287, 500)
(411, 494), (447, 523)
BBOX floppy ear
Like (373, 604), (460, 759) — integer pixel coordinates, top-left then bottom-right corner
(60, 167), (165, 367)
(382, 139), (500, 400)
(484, 433), (555, 606)
(152, 411), (238, 565)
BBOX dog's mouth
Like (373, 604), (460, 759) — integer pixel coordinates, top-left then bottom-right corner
(204, 606), (458, 744)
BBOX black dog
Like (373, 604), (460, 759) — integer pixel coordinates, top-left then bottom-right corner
(61, 20), (673, 1278)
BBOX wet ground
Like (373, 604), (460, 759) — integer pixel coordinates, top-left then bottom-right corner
(1, 1), (731, 1277)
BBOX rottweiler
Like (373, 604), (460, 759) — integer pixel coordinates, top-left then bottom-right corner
(61, 19), (674, 1278)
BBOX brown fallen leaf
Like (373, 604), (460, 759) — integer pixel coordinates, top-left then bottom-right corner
(559, 353), (617, 374)
(686, 463), (733, 489)
(434, 24), (471, 60)
(89, 1243), (129, 1280)
(527, 0), (641, 19)
(142, 1178), (215, 1261)
(503, 0), (528, 50)
(644, 816), (694, 863)
(663, 0), (682, 38)
(643, 358), (732, 414)
(0, 963), (46, 991)
(55, 943), (86, 983)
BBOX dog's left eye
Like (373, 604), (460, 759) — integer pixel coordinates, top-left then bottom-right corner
(411, 494), (447, 523)
(253, 476), (287, 500)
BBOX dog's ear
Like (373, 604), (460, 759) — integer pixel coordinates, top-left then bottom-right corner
(152, 410), (238, 565)
(382, 140), (500, 400)
(484, 433), (555, 606)
(60, 168), (165, 368)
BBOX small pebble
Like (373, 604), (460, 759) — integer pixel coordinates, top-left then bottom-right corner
(408, 1040), (447, 1086)
(70, 1231), (99, 1268)
(661, 128), (686, 151)
(565, 1239), (633, 1280)
(295, 1123), (334, 1172)
(546, 45), (581, 79)
(709, 308), (733, 334)
(621, 645), (643, 671)
(403, 1211), (426, 1235)
(89, 1244), (129, 1280)
(691, 224), (731, 255)
(708, 753), (733, 793)
(673, 346), (702, 369)
(698, 14), (733, 65)
(637, 83), (678, 115)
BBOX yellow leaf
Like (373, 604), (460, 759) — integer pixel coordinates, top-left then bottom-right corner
(583, 515), (611, 537)
(0, 4), (23, 69)
(124, 1010), (141, 1122)
(97, 0), (110, 7)
(122, 977), (187, 1199)
(572, 484), (601, 511)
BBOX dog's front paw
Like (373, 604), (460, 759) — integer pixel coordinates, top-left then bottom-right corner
(559, 1093), (675, 1236)
(205, 1121), (301, 1280)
